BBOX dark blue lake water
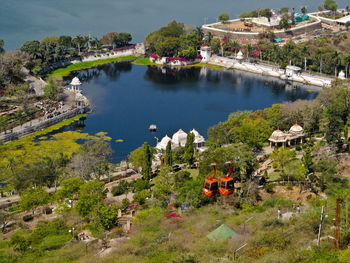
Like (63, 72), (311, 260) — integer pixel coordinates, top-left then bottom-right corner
(2, 0), (349, 49)
(69, 62), (319, 162)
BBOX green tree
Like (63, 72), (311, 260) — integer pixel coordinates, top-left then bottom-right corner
(165, 140), (173, 166)
(279, 15), (290, 30)
(116, 32), (132, 47)
(95, 204), (118, 230)
(324, 0), (338, 12)
(141, 142), (152, 181)
(43, 77), (61, 101)
(128, 144), (156, 169)
(121, 198), (130, 211)
(75, 180), (104, 218)
(270, 147), (296, 182)
(184, 132), (195, 165)
(20, 40), (41, 59)
(19, 187), (50, 213)
(301, 6), (307, 15)
(56, 177), (84, 200)
(133, 189), (151, 205)
(302, 147), (313, 173)
(41, 36), (59, 43)
(233, 115), (273, 149)
(218, 13), (230, 23)
(58, 35), (72, 48)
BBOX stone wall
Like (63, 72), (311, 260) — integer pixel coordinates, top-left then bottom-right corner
(202, 17), (322, 42)
(0, 107), (87, 143)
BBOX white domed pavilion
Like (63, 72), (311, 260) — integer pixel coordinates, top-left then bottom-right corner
(190, 129), (205, 148)
(70, 77), (82, 92)
(156, 135), (172, 151)
(268, 123), (305, 148)
(172, 129), (188, 147)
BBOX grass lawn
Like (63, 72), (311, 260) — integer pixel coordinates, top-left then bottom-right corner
(181, 168), (199, 179)
(132, 57), (158, 65)
(46, 55), (137, 78)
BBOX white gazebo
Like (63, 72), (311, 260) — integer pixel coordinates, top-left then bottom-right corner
(70, 77), (82, 92)
(156, 135), (172, 151)
(172, 129), (188, 147)
(190, 129), (205, 148)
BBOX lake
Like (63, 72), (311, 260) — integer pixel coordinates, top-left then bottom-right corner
(70, 62), (319, 162)
(1, 0), (349, 49)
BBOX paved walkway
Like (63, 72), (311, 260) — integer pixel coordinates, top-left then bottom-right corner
(21, 67), (46, 96)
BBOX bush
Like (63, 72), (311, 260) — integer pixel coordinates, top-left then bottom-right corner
(121, 198), (130, 211)
(264, 184), (274, 193)
(295, 145), (302, 151)
(22, 214), (33, 222)
(134, 179), (150, 192)
(133, 189), (151, 205)
(262, 218), (284, 227)
(111, 180), (129, 196)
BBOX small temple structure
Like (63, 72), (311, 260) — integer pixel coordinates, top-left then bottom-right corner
(268, 123), (305, 148)
(156, 129), (206, 150)
(70, 77), (82, 92)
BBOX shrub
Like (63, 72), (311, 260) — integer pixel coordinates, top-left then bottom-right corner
(121, 198), (130, 211)
(22, 214), (33, 222)
(133, 189), (151, 205)
(262, 218), (284, 227)
(111, 180), (129, 196)
(134, 179), (150, 192)
(264, 184), (274, 193)
(10, 230), (30, 252)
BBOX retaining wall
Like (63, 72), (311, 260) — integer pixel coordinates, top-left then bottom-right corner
(0, 107), (87, 143)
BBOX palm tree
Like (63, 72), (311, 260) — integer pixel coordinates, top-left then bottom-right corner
(72, 35), (85, 54)
(194, 26), (204, 42)
(206, 32), (213, 45)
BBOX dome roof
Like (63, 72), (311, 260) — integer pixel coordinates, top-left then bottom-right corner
(236, 51), (243, 60)
(156, 135), (172, 150)
(190, 129), (205, 144)
(290, 123), (304, 133)
(70, 77), (81, 86)
(172, 129), (187, 147)
(271, 129), (285, 138)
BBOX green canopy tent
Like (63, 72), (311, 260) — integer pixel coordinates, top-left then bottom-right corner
(207, 224), (239, 241)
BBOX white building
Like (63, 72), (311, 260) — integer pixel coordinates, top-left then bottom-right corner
(155, 135), (172, 151)
(190, 129), (205, 148)
(200, 46), (211, 63)
(156, 129), (206, 151)
(70, 77), (82, 92)
(285, 66), (302, 77)
(172, 129), (188, 147)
